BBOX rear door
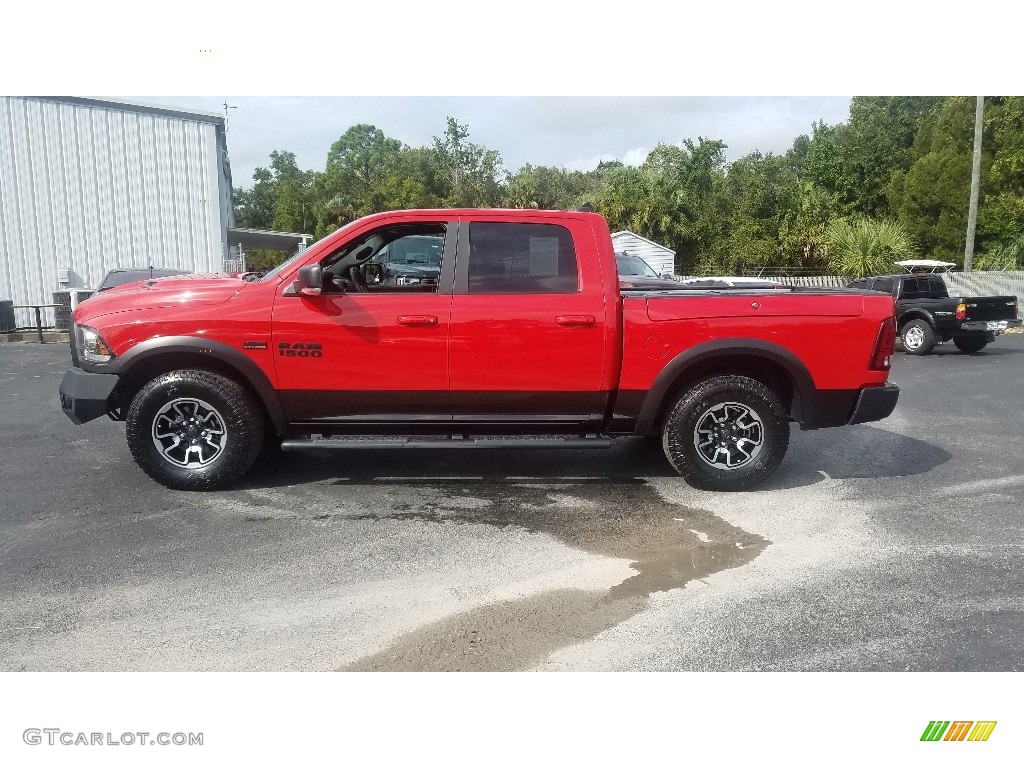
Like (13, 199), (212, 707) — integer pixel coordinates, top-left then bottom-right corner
(447, 215), (611, 429)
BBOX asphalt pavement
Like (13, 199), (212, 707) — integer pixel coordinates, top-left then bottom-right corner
(1, 335), (1021, 671)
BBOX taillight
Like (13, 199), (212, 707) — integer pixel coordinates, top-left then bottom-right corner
(955, 302), (967, 320)
(871, 318), (896, 370)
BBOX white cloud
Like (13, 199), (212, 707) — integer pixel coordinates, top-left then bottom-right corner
(620, 148), (650, 168)
(563, 147), (650, 172)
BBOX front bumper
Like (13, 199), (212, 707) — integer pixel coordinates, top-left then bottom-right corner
(849, 382), (900, 425)
(58, 367), (118, 424)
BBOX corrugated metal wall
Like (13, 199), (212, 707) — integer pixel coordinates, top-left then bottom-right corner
(611, 232), (676, 276)
(0, 97), (226, 325)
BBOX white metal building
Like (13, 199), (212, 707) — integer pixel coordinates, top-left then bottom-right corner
(0, 96), (234, 325)
(610, 230), (676, 276)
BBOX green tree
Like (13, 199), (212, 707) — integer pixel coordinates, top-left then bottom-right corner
(844, 97), (942, 215)
(779, 181), (842, 272)
(592, 138), (728, 273)
(384, 146), (445, 210)
(233, 166), (275, 230)
(825, 217), (917, 278)
(431, 117), (505, 207)
(593, 163), (669, 240)
(267, 150), (316, 234)
(798, 121), (858, 213)
(977, 97), (1024, 250)
(888, 98), (978, 263)
(797, 99), (938, 218)
(504, 164), (590, 210)
(641, 139), (728, 271)
(715, 151), (800, 272)
(232, 150), (317, 270)
(228, 100), (1024, 278)
(318, 124), (405, 225)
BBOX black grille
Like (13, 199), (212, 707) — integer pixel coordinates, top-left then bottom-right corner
(52, 290), (96, 330)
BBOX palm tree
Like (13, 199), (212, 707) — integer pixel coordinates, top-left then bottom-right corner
(825, 217), (917, 279)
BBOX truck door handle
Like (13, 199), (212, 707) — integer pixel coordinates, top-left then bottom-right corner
(397, 315), (439, 327)
(556, 315), (596, 327)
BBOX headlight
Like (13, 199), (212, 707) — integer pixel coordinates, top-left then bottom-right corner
(76, 324), (116, 363)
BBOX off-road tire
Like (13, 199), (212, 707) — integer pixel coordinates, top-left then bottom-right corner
(125, 369), (265, 490)
(953, 335), (989, 354)
(662, 375), (790, 491)
(900, 319), (936, 356)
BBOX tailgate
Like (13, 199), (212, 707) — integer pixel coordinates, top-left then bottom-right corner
(961, 296), (1018, 322)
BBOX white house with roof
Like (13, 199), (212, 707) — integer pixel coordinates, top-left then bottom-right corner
(610, 231), (676, 276)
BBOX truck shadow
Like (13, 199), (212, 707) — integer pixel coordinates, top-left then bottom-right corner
(764, 424), (953, 490)
(240, 425), (950, 492)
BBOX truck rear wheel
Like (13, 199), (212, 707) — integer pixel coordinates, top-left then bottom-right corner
(953, 336), (989, 354)
(125, 369), (265, 490)
(662, 375), (790, 491)
(900, 319), (936, 355)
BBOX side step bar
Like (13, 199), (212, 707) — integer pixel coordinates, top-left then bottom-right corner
(280, 435), (614, 451)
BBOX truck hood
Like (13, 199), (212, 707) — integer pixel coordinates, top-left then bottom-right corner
(75, 273), (246, 323)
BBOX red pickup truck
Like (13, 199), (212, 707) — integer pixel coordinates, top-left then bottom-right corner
(59, 208), (899, 491)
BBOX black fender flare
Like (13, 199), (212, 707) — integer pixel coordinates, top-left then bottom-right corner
(635, 338), (817, 434)
(897, 309), (936, 331)
(105, 336), (288, 434)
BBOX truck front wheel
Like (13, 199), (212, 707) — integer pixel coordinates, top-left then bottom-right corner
(662, 375), (790, 491)
(125, 369), (265, 490)
(900, 319), (936, 355)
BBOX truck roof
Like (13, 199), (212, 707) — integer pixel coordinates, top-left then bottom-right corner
(346, 208), (606, 221)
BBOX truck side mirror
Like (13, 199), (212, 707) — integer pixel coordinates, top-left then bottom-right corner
(295, 264), (323, 297)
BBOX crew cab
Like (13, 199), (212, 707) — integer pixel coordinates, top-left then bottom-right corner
(846, 272), (1020, 355)
(59, 209), (900, 492)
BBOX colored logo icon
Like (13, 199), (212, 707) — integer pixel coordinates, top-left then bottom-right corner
(921, 721), (997, 742)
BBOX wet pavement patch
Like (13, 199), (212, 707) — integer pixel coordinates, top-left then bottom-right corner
(342, 478), (767, 671)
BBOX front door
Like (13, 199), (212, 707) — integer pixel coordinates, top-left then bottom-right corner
(272, 220), (456, 429)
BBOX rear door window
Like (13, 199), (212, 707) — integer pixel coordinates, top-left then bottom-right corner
(872, 278), (894, 295)
(899, 278), (920, 299)
(465, 222), (579, 294)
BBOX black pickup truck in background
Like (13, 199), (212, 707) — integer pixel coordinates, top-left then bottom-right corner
(847, 273), (1021, 355)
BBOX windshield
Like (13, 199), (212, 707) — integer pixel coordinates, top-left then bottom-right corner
(99, 268), (188, 290)
(616, 253), (658, 277)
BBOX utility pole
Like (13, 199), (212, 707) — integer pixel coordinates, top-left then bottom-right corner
(222, 99), (237, 132)
(964, 96), (984, 272)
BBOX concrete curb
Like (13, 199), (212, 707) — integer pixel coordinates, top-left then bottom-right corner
(0, 331), (70, 343)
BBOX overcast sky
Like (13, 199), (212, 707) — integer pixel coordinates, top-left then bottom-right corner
(126, 96), (853, 189)
(16, 3), (1016, 195)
